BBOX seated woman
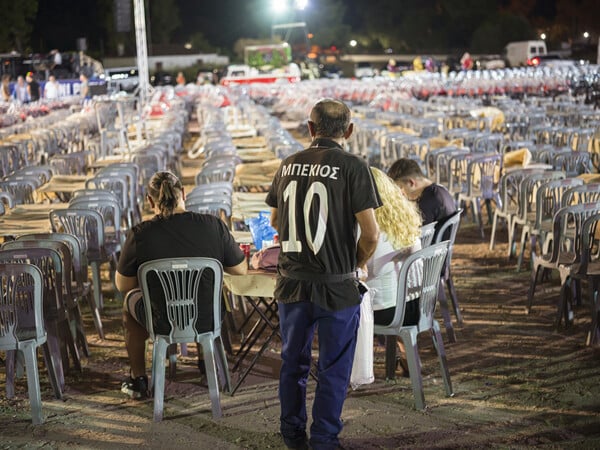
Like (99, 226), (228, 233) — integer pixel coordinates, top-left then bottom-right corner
(366, 168), (423, 374)
(116, 171), (247, 399)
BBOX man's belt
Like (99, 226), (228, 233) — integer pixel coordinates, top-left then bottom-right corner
(278, 268), (357, 283)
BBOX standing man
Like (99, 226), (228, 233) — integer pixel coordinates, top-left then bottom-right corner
(266, 98), (380, 450)
(26, 72), (41, 102)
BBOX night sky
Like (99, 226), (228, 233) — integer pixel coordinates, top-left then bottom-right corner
(29, 0), (563, 54)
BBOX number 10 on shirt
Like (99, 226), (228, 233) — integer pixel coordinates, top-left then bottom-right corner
(282, 180), (328, 255)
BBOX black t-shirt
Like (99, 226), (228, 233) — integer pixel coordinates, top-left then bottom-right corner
(265, 138), (381, 311)
(117, 211), (245, 334)
(418, 183), (456, 239)
(28, 80), (40, 101)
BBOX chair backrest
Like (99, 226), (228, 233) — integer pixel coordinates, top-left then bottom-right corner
(546, 202), (600, 265)
(16, 232), (87, 288)
(195, 166), (235, 184)
(0, 263), (45, 348)
(534, 177), (585, 230)
(465, 153), (502, 200)
(0, 179), (37, 204)
(433, 208), (462, 274)
(385, 241), (449, 331)
(0, 190), (15, 210)
(420, 221), (437, 248)
(497, 168), (546, 215)
(189, 181), (233, 198)
(576, 212), (600, 276)
(562, 183), (600, 207)
(516, 171), (566, 222)
(49, 208), (106, 260)
(1, 240), (74, 308)
(0, 247), (64, 317)
(69, 197), (123, 244)
(552, 151), (591, 176)
(137, 257), (224, 342)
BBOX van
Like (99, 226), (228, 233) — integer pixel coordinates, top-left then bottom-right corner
(354, 62), (375, 78)
(503, 40), (547, 67)
(104, 66), (139, 93)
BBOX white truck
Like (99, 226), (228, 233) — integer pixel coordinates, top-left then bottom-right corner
(503, 40), (547, 67)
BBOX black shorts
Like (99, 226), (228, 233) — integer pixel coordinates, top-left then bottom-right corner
(373, 299), (419, 327)
(125, 288), (148, 329)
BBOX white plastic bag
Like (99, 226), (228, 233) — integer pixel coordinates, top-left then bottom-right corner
(350, 289), (374, 389)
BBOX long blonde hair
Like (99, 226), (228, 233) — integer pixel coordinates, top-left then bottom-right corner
(371, 167), (422, 249)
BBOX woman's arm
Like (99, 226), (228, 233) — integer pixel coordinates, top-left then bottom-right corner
(116, 271), (138, 293)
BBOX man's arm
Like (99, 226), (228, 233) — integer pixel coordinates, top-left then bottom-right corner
(269, 207), (279, 232)
(116, 271), (138, 293)
(225, 260), (248, 276)
(355, 208), (379, 269)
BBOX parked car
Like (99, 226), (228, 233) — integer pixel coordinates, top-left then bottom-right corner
(354, 62), (375, 78)
(530, 54), (582, 70)
(503, 40), (547, 67)
(104, 66), (139, 93)
(319, 64), (343, 79)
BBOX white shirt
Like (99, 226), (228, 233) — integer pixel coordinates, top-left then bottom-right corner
(44, 81), (59, 99)
(366, 232), (422, 311)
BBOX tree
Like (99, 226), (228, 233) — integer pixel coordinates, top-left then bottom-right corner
(470, 13), (534, 53)
(147, 0), (180, 44)
(0, 0), (38, 52)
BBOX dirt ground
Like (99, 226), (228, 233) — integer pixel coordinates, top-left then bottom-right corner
(1, 211), (600, 449)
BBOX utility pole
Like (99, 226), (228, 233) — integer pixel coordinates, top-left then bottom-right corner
(133, 0), (151, 107)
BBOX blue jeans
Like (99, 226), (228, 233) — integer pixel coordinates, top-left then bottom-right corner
(278, 300), (360, 450)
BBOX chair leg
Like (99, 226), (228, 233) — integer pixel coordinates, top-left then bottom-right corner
(201, 338), (223, 419)
(45, 321), (66, 390)
(489, 212), (498, 250)
(556, 277), (571, 329)
(508, 220), (518, 259)
(431, 320), (454, 398)
(167, 343), (178, 380)
(22, 344), (44, 425)
(85, 287), (105, 340)
(214, 335), (232, 393)
(90, 261), (103, 312)
(384, 335), (397, 380)
(587, 280), (600, 346)
(152, 339), (169, 422)
(5, 349), (16, 398)
(516, 227), (529, 272)
(400, 329), (425, 410)
(437, 278), (456, 343)
(527, 263), (542, 314)
(446, 271), (463, 325)
(41, 342), (63, 399)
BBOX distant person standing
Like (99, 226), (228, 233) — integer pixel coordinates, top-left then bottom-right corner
(176, 71), (186, 86)
(1, 75), (11, 102)
(79, 73), (91, 100)
(13, 76), (29, 103)
(266, 98), (380, 450)
(460, 52), (473, 71)
(26, 72), (41, 102)
(44, 75), (60, 100)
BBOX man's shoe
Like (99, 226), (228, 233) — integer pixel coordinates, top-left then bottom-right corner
(121, 375), (149, 400)
(282, 433), (309, 450)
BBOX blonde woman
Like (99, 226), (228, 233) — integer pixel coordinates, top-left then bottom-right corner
(366, 168), (422, 375)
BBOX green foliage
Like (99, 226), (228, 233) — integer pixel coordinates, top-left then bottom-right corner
(470, 14), (535, 53)
(0, 0), (38, 52)
(189, 32), (215, 53)
(149, 0), (180, 44)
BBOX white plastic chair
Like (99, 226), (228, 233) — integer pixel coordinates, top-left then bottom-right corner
(0, 262), (62, 424)
(373, 241), (454, 410)
(138, 257), (231, 421)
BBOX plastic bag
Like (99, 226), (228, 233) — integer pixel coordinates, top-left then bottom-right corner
(245, 211), (277, 251)
(250, 244), (280, 271)
(350, 289), (374, 390)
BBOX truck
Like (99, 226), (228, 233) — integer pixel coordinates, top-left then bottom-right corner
(503, 40), (547, 67)
(220, 43), (301, 86)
